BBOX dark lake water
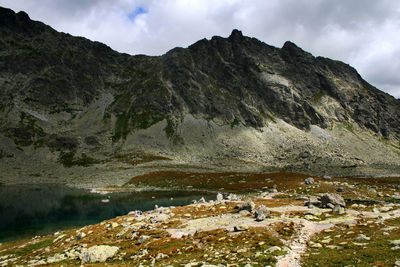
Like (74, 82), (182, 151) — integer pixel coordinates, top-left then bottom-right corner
(0, 184), (215, 242)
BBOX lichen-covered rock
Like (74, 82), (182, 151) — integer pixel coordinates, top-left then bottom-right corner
(332, 205), (345, 215)
(80, 245), (119, 263)
(320, 193), (346, 208)
(254, 205), (270, 221)
(304, 196), (321, 207)
(305, 208), (323, 217)
(355, 234), (370, 242)
(46, 253), (67, 264)
(76, 232), (86, 240)
(235, 200), (255, 212)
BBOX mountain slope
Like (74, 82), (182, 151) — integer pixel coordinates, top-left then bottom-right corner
(0, 7), (399, 185)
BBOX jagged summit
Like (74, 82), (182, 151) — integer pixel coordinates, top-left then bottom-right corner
(0, 6), (399, 182)
(228, 29), (244, 39)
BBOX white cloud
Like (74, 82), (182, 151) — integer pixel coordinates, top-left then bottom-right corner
(1, 0), (399, 97)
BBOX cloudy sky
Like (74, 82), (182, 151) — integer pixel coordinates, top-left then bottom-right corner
(1, 0), (400, 98)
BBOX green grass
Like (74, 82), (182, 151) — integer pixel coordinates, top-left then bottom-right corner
(164, 117), (175, 138)
(230, 118), (240, 128)
(11, 237), (54, 258)
(345, 123), (355, 133)
(312, 92), (325, 102)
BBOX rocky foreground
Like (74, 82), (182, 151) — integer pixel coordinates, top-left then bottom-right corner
(0, 174), (400, 266)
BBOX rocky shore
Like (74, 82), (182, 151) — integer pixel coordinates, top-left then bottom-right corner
(1, 174), (400, 266)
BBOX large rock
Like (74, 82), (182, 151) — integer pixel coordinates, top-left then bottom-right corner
(320, 193), (346, 208)
(80, 245), (119, 263)
(254, 205), (270, 221)
(305, 196), (321, 207)
(235, 200), (255, 212)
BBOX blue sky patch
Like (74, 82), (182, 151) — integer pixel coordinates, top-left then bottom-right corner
(128, 6), (148, 22)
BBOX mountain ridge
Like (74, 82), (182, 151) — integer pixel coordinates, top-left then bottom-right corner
(0, 6), (399, 186)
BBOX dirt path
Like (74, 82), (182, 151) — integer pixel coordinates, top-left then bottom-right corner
(276, 220), (333, 267)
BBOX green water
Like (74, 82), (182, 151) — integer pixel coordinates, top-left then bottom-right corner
(0, 184), (215, 242)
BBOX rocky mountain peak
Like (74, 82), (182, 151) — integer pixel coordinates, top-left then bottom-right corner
(228, 29), (244, 40)
(0, 6), (47, 35)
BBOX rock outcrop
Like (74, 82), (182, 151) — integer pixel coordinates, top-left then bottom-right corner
(79, 245), (119, 263)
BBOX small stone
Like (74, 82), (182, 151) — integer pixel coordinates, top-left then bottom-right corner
(305, 208), (322, 217)
(326, 245), (339, 249)
(239, 210), (250, 216)
(296, 196), (309, 201)
(320, 238), (331, 244)
(326, 203), (335, 209)
(265, 246), (281, 253)
(227, 193), (240, 201)
(390, 240), (400, 246)
(138, 235), (150, 244)
(304, 214), (317, 220)
(395, 260), (400, 266)
(353, 242), (368, 247)
(216, 193), (224, 202)
(304, 196), (321, 207)
(336, 187), (345, 192)
(379, 206), (392, 212)
(156, 253), (168, 259)
(305, 177), (314, 185)
(332, 205), (345, 215)
(237, 248), (247, 253)
(109, 222), (119, 229)
(309, 242), (322, 248)
(355, 234), (370, 242)
(198, 197), (206, 203)
(46, 253), (67, 263)
(234, 225), (249, 232)
(323, 175), (332, 180)
(76, 232), (86, 240)
(368, 188), (377, 193)
(269, 188), (278, 193)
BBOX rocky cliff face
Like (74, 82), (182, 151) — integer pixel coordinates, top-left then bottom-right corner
(0, 7), (399, 185)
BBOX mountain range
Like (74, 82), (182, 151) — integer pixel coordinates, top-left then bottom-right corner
(0, 7), (399, 186)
